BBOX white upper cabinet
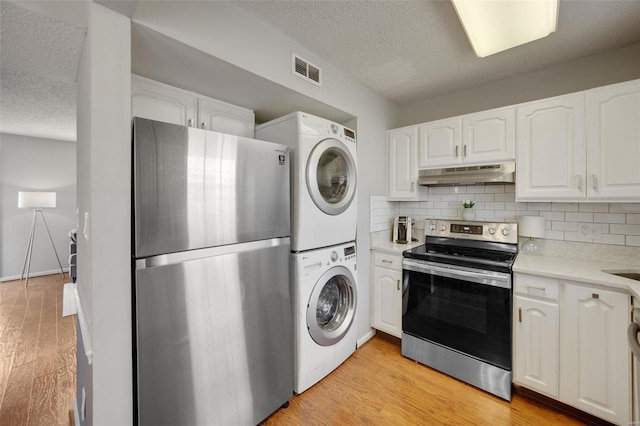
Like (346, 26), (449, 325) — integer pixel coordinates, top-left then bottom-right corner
(418, 117), (462, 168)
(388, 126), (419, 200)
(417, 106), (515, 169)
(463, 106), (515, 164)
(517, 79), (640, 202)
(132, 75), (255, 138)
(516, 93), (586, 201)
(198, 97), (255, 138)
(586, 80), (640, 200)
(132, 75), (198, 127)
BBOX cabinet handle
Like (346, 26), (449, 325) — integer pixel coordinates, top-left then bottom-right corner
(201, 122), (206, 129)
(188, 119), (193, 127)
(381, 259), (393, 264)
(576, 175), (583, 191)
(411, 181), (415, 192)
(527, 285), (546, 293)
(397, 279), (400, 291)
(455, 145), (459, 157)
(463, 144), (467, 157)
(591, 175), (598, 191)
(592, 293), (599, 299)
(518, 308), (522, 323)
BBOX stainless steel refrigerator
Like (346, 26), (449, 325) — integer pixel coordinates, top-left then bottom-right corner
(132, 117), (293, 425)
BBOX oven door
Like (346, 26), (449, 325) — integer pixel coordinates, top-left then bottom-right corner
(402, 259), (512, 370)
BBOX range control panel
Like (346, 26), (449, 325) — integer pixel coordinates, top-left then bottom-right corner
(426, 220), (518, 244)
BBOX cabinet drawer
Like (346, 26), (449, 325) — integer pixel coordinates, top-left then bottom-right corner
(514, 273), (559, 301)
(373, 252), (402, 271)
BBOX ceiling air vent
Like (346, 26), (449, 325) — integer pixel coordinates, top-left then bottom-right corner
(292, 54), (322, 87)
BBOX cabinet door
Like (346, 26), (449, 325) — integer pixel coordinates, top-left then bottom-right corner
(417, 117), (462, 168)
(514, 296), (559, 398)
(516, 93), (586, 201)
(131, 75), (197, 127)
(372, 265), (402, 338)
(388, 127), (419, 200)
(587, 79), (640, 201)
(561, 284), (630, 425)
(463, 106), (515, 164)
(198, 97), (255, 138)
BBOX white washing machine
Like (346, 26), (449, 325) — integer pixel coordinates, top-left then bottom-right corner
(256, 112), (357, 252)
(291, 242), (358, 394)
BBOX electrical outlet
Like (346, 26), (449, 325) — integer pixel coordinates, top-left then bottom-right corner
(578, 223), (602, 240)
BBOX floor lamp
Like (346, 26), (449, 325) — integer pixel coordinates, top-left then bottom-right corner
(19, 191), (64, 287)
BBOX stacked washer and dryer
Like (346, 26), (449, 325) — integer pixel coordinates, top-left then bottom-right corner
(256, 112), (359, 394)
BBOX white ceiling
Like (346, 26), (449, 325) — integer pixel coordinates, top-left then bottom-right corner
(1, 0), (639, 141)
(0, 1), (85, 142)
(238, 0), (640, 105)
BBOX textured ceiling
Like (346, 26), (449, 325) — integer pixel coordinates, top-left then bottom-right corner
(0, 1), (85, 141)
(238, 0), (640, 106)
(1, 1), (639, 142)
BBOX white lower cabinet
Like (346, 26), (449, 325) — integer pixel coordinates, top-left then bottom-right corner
(514, 273), (631, 425)
(560, 283), (630, 425)
(371, 251), (402, 338)
(514, 295), (559, 398)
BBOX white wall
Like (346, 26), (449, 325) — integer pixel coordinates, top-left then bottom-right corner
(0, 133), (76, 280)
(399, 42), (640, 126)
(131, 1), (400, 344)
(75, 3), (132, 425)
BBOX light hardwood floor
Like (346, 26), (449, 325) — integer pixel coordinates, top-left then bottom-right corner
(261, 334), (591, 426)
(1, 273), (592, 426)
(0, 274), (75, 426)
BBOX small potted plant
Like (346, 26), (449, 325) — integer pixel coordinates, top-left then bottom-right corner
(462, 200), (475, 221)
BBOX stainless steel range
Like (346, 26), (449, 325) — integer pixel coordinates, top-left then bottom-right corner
(401, 219), (518, 401)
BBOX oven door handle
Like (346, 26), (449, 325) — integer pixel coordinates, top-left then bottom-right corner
(403, 259), (512, 290)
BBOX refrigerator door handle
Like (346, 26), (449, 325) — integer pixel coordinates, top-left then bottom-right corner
(135, 237), (290, 270)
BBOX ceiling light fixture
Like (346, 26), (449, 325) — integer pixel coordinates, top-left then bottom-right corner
(451, 0), (558, 58)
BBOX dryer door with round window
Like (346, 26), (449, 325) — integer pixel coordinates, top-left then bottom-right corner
(306, 138), (357, 216)
(307, 265), (357, 346)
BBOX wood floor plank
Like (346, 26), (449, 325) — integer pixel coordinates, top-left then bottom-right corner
(28, 372), (57, 426)
(34, 325), (57, 378)
(260, 336), (585, 426)
(0, 361), (34, 426)
(0, 355), (14, 412)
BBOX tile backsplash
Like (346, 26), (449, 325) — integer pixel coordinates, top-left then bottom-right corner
(370, 185), (640, 247)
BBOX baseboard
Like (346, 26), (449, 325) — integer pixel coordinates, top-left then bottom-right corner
(0, 268), (69, 282)
(356, 329), (376, 349)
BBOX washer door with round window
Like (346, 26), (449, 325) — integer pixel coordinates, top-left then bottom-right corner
(307, 266), (357, 346)
(306, 138), (357, 216)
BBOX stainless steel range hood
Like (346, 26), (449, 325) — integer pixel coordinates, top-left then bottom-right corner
(418, 162), (515, 186)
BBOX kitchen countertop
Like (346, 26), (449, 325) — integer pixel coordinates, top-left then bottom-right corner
(514, 252), (640, 298)
(370, 230), (424, 255)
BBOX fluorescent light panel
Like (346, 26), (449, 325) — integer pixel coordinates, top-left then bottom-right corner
(452, 0), (558, 58)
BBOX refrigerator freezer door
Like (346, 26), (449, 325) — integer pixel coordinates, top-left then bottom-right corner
(135, 238), (293, 425)
(133, 117), (290, 258)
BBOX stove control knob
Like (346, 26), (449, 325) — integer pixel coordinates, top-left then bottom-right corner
(501, 228), (510, 236)
(439, 225), (447, 232)
(330, 251), (338, 262)
(429, 222), (436, 231)
(488, 228), (496, 235)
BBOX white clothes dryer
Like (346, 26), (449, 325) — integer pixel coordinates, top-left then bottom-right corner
(256, 112), (357, 252)
(291, 242), (358, 394)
